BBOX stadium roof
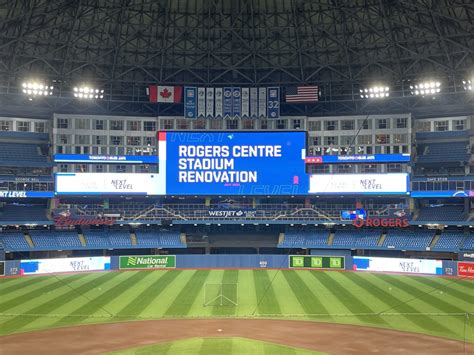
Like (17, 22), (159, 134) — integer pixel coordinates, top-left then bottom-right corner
(0, 0), (473, 117)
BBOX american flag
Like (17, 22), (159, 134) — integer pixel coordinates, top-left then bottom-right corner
(285, 86), (319, 103)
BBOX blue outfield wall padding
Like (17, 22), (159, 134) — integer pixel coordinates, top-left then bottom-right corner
(175, 254), (289, 269)
(110, 256), (120, 270)
(442, 260), (458, 276)
(4, 260), (21, 276)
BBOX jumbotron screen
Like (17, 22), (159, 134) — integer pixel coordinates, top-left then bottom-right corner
(55, 131), (409, 196)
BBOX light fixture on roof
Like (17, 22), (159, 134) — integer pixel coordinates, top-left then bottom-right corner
(73, 85), (104, 99)
(359, 86), (390, 99)
(21, 81), (54, 98)
(410, 81), (441, 96)
(462, 79), (472, 91)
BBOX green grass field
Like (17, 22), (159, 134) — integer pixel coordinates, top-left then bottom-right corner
(0, 270), (473, 342)
(107, 337), (324, 355)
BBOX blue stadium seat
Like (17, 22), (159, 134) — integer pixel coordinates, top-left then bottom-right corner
(0, 142), (50, 167)
(0, 205), (47, 222)
(383, 230), (434, 250)
(135, 230), (186, 248)
(279, 230), (329, 248)
(417, 141), (470, 164)
(461, 234), (474, 251)
(433, 231), (466, 251)
(0, 231), (29, 251)
(416, 206), (466, 222)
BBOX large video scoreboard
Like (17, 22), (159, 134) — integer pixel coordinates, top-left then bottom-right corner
(55, 131), (409, 196)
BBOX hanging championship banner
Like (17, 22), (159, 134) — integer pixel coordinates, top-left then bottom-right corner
(184, 87), (197, 119)
(223, 87), (233, 118)
(258, 87), (267, 118)
(241, 88), (250, 118)
(250, 88), (258, 118)
(267, 87), (280, 119)
(197, 87), (206, 118)
(233, 87), (241, 118)
(206, 87), (214, 118)
(215, 88), (223, 118)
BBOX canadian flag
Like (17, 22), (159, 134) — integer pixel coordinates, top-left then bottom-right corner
(147, 85), (182, 103)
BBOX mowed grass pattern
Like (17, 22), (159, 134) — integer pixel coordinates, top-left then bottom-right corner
(107, 337), (323, 355)
(0, 270), (473, 341)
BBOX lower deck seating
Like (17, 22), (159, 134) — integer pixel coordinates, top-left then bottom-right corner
(135, 230), (185, 248)
(279, 230), (329, 248)
(0, 231), (29, 251)
(383, 230), (434, 250)
(433, 231), (466, 251)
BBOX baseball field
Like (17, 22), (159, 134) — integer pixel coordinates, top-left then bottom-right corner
(0, 269), (473, 353)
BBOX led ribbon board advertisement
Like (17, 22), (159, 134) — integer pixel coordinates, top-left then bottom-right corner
(309, 173), (409, 195)
(305, 154), (410, 164)
(20, 257), (111, 275)
(163, 131), (308, 195)
(54, 154), (158, 164)
(55, 173), (166, 195)
(353, 257), (443, 275)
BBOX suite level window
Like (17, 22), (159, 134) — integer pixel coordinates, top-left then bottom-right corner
(325, 120), (338, 131)
(127, 136), (141, 146)
(160, 119), (174, 130)
(34, 122), (46, 133)
(127, 121), (141, 131)
(75, 119), (90, 130)
(17, 121), (30, 132)
(308, 121), (321, 131)
(110, 120), (124, 130)
(396, 117), (407, 129)
(94, 120), (106, 130)
(434, 121), (448, 132)
(377, 119), (389, 129)
(144, 121), (156, 131)
(110, 136), (123, 146)
(341, 120), (355, 130)
(57, 118), (69, 129)
(454, 119), (465, 131)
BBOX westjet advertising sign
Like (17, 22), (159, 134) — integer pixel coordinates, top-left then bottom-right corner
(309, 173), (409, 195)
(164, 131), (307, 195)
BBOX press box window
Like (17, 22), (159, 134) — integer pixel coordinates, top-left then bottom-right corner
(17, 121), (30, 132)
(0, 120), (12, 131)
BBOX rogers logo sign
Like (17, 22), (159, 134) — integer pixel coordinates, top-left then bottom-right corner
(458, 262), (474, 277)
(353, 217), (409, 228)
(54, 216), (115, 227)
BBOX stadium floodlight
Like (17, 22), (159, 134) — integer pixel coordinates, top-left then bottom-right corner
(463, 80), (472, 91)
(73, 85), (104, 99)
(359, 86), (390, 99)
(410, 81), (441, 96)
(21, 81), (54, 98)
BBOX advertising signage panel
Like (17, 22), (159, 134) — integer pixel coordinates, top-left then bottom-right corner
(163, 131), (308, 195)
(305, 154), (410, 164)
(20, 257), (110, 275)
(55, 173), (166, 195)
(119, 255), (176, 269)
(309, 173), (409, 195)
(289, 255), (344, 269)
(353, 257), (443, 275)
(54, 154), (158, 164)
(458, 262), (474, 277)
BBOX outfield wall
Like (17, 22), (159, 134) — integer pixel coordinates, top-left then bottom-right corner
(2, 255), (472, 277)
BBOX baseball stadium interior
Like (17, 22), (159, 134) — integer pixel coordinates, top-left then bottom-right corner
(0, 1), (473, 353)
